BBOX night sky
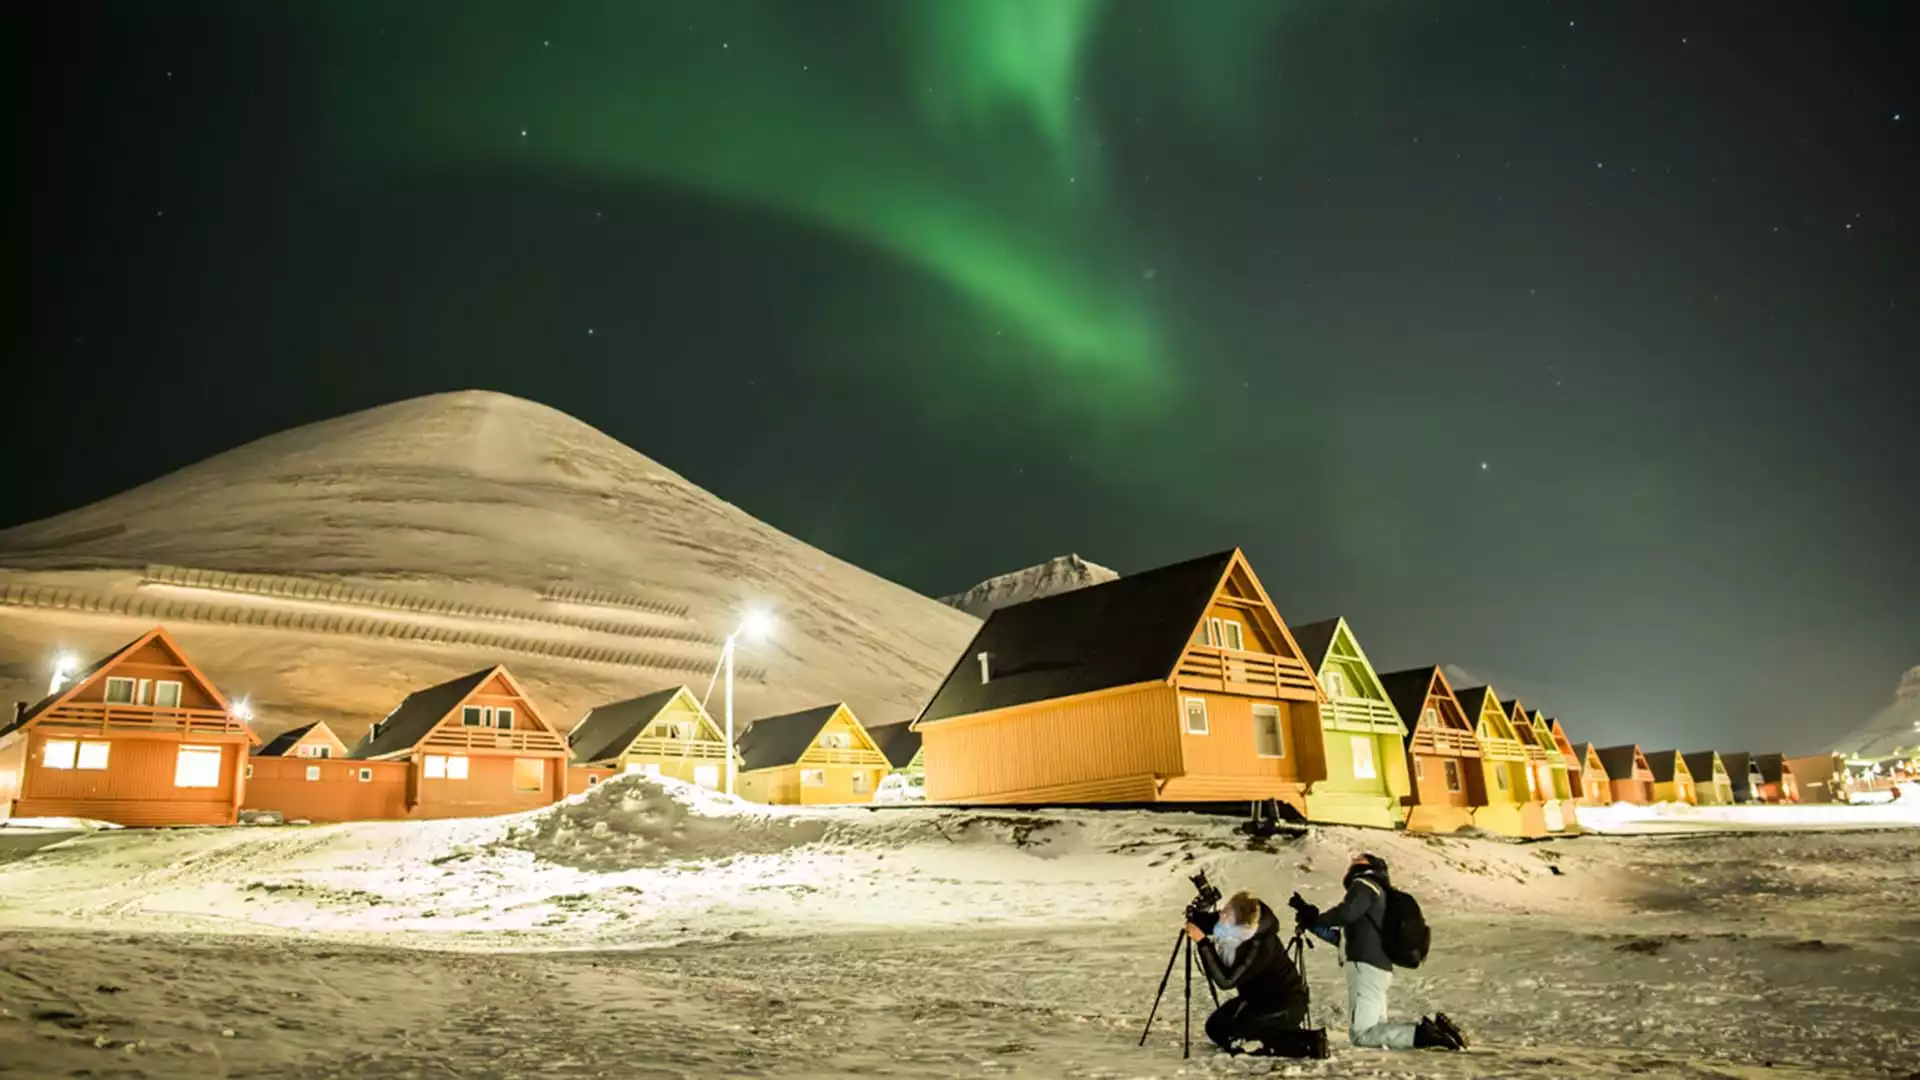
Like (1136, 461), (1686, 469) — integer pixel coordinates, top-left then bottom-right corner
(11, 2), (1918, 753)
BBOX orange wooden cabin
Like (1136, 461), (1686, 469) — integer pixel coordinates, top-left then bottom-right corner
(256, 721), (349, 760)
(1548, 719), (1585, 799)
(912, 548), (1328, 810)
(1572, 742), (1612, 805)
(0, 627), (258, 826)
(1377, 666), (1485, 833)
(1754, 753), (1799, 803)
(1596, 744), (1656, 805)
(246, 665), (569, 821)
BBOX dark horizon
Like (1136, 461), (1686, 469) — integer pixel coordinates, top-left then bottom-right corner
(11, 2), (1918, 754)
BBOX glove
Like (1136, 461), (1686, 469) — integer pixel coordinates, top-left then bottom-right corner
(1309, 924), (1340, 947)
(1292, 902), (1321, 930)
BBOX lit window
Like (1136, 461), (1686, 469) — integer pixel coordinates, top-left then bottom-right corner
(820, 731), (851, 749)
(1183, 697), (1210, 736)
(801, 768), (826, 787)
(513, 757), (545, 792)
(852, 771), (870, 794)
(1221, 620), (1245, 651)
(305, 765), (321, 782)
(1201, 618), (1220, 647)
(462, 707), (487, 727)
(1495, 769), (1509, 791)
(136, 679), (153, 705)
(494, 707), (515, 731)
(357, 768), (373, 783)
(1351, 736), (1375, 779)
(1252, 704), (1283, 756)
(693, 764), (720, 789)
(42, 739), (78, 769)
(174, 745), (223, 788)
(105, 678), (136, 705)
(245, 763), (254, 780)
(1323, 670), (1346, 698)
(445, 755), (469, 779)
(424, 754), (448, 779)
(1443, 759), (1463, 793)
(587, 775), (601, 786)
(1420, 707), (1438, 728)
(153, 681), (183, 708)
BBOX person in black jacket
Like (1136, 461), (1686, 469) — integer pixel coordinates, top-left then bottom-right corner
(1296, 853), (1467, 1051)
(1182, 890), (1327, 1058)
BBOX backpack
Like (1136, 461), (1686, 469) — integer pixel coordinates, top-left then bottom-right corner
(1360, 879), (1431, 969)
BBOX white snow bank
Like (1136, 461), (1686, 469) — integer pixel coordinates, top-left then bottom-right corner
(0, 816), (123, 831)
(1578, 799), (1920, 833)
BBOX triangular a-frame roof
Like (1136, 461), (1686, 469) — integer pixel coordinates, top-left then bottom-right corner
(258, 721), (347, 758)
(739, 703), (870, 771)
(1455, 686), (1517, 740)
(1755, 752), (1792, 783)
(1596, 744), (1651, 781)
(1377, 666), (1472, 744)
(1577, 742), (1606, 771)
(1294, 617), (1393, 703)
(868, 721), (923, 770)
(1682, 751), (1725, 782)
(915, 548), (1316, 726)
(1645, 749), (1690, 784)
(567, 685), (718, 766)
(1289, 619), (1341, 672)
(351, 665), (561, 760)
(1499, 699), (1543, 747)
(2, 626), (250, 742)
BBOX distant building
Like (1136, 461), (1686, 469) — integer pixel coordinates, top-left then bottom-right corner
(735, 703), (889, 805)
(1596, 745), (1656, 805)
(567, 685), (733, 794)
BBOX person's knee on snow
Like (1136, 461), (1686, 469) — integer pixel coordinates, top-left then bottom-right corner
(1296, 852), (1462, 1052)
(1183, 889), (1314, 1056)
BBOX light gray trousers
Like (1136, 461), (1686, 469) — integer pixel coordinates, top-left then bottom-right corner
(1344, 962), (1420, 1049)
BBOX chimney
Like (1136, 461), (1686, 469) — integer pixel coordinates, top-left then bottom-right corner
(977, 652), (992, 685)
(13, 701), (24, 726)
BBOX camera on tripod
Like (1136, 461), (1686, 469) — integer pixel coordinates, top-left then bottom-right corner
(1185, 870), (1223, 930)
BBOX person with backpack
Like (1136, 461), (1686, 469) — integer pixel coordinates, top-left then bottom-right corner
(1294, 852), (1467, 1051)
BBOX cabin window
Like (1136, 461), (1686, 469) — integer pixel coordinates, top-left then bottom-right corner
(306, 765), (322, 782)
(512, 757), (544, 793)
(1183, 697), (1211, 736)
(357, 768), (373, 783)
(424, 754), (447, 778)
(1494, 769), (1509, 792)
(1322, 670), (1346, 698)
(852, 771), (870, 794)
(694, 764), (720, 789)
(462, 706), (487, 727)
(445, 755), (469, 779)
(1420, 707), (1437, 729)
(153, 681), (183, 708)
(626, 762), (662, 778)
(801, 768), (826, 788)
(174, 745), (223, 788)
(1524, 767), (1538, 793)
(819, 731), (852, 750)
(495, 707), (515, 731)
(1443, 759), (1463, 792)
(245, 764), (254, 780)
(42, 739), (79, 769)
(587, 775), (601, 787)
(1351, 737), (1376, 779)
(1252, 705), (1283, 756)
(1221, 620), (1245, 651)
(105, 677), (136, 705)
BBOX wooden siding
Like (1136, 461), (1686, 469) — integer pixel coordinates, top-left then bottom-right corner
(1158, 774), (1307, 812)
(926, 773), (1160, 806)
(737, 762), (888, 806)
(16, 731), (243, 826)
(920, 684), (1180, 803)
(0, 737), (28, 821)
(412, 753), (567, 816)
(244, 757), (409, 822)
(1175, 646), (1320, 701)
(1177, 693), (1322, 783)
(416, 675), (568, 759)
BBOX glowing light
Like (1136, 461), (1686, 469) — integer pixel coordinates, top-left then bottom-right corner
(48, 652), (80, 695)
(737, 609), (776, 641)
(230, 697), (254, 723)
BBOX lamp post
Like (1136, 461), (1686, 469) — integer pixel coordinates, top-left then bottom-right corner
(48, 653), (79, 696)
(718, 610), (775, 796)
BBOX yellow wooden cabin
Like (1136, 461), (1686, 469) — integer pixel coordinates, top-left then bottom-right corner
(1516, 705), (1572, 832)
(1646, 749), (1697, 804)
(567, 685), (734, 791)
(735, 703), (889, 805)
(1454, 686), (1548, 838)
(912, 549), (1327, 810)
(1681, 751), (1735, 805)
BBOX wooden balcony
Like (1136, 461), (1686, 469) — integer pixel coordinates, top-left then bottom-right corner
(31, 702), (249, 740)
(798, 746), (890, 768)
(1414, 726), (1482, 757)
(1324, 698), (1406, 734)
(420, 726), (568, 756)
(1176, 646), (1320, 700)
(627, 737), (732, 761)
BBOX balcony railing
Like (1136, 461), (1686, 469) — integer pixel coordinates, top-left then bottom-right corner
(798, 746), (890, 768)
(626, 737), (732, 761)
(421, 726), (568, 755)
(1416, 727), (1482, 756)
(1325, 698), (1406, 732)
(1176, 647), (1320, 699)
(31, 702), (249, 739)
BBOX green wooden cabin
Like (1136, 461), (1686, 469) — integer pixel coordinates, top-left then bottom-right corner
(1291, 618), (1410, 829)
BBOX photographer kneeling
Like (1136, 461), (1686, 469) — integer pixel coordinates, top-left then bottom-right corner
(1182, 890), (1328, 1058)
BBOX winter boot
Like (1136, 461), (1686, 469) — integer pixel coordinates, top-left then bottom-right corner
(1433, 1012), (1469, 1050)
(1414, 1017), (1463, 1051)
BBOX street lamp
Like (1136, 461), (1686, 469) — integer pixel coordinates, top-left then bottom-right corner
(717, 609), (775, 796)
(48, 653), (79, 696)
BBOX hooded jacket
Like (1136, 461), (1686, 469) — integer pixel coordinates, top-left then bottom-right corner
(1195, 900), (1309, 1016)
(1312, 855), (1394, 973)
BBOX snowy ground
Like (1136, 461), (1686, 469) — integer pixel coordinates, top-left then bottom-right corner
(2, 780), (1917, 1079)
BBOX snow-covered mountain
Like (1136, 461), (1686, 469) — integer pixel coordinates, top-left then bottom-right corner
(938, 554), (1118, 619)
(1834, 666), (1920, 758)
(0, 390), (978, 740)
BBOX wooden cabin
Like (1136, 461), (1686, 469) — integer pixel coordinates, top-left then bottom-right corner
(1377, 667), (1485, 834)
(1596, 744), (1656, 805)
(1573, 742), (1612, 805)
(735, 703), (889, 805)
(1719, 751), (1766, 804)
(1754, 753), (1799, 803)
(1681, 752), (1736, 805)
(1290, 619), (1410, 829)
(1546, 718), (1585, 804)
(0, 627), (258, 827)
(1504, 701), (1564, 832)
(256, 722), (349, 760)
(1645, 749), (1697, 804)
(566, 685), (734, 794)
(1784, 753), (1845, 804)
(253, 665), (569, 822)
(869, 722), (924, 778)
(911, 549), (1327, 809)
(1455, 687), (1546, 838)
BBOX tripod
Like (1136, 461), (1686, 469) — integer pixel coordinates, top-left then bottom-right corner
(1136, 929), (1222, 1058)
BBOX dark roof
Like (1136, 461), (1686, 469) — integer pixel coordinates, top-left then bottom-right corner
(867, 721), (923, 769)
(1720, 751), (1756, 776)
(258, 723), (322, 758)
(1754, 752), (1789, 782)
(1644, 750), (1682, 782)
(567, 686), (687, 765)
(3, 631), (147, 738)
(1454, 686), (1496, 726)
(737, 704), (843, 771)
(1377, 667), (1444, 742)
(351, 668), (495, 760)
(1288, 619), (1341, 672)
(1596, 745), (1646, 780)
(917, 550), (1236, 724)
(1682, 752), (1723, 782)
(1575, 741), (1602, 764)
